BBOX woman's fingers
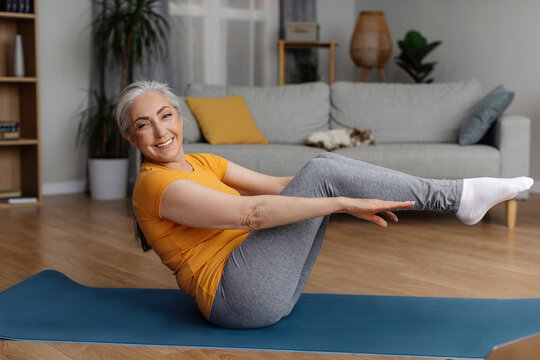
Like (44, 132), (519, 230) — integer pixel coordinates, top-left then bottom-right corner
(379, 211), (399, 223)
(372, 214), (388, 228)
(360, 200), (415, 227)
(375, 201), (414, 225)
(345, 199), (415, 226)
(376, 200), (415, 212)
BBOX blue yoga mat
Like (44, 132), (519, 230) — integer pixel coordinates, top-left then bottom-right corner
(1, 270), (539, 359)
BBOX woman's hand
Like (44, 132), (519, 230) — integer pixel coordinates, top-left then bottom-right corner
(161, 179), (415, 230)
(341, 198), (416, 228)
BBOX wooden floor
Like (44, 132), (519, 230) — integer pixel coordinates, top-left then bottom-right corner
(1, 193), (539, 360)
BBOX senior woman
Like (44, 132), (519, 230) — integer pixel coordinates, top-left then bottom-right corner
(117, 80), (533, 329)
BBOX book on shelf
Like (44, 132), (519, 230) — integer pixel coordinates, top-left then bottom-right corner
(0, 189), (22, 199)
(0, 121), (19, 131)
(1, 0), (32, 13)
(0, 121), (20, 140)
(0, 189), (37, 204)
(5, 196), (38, 204)
(0, 131), (19, 140)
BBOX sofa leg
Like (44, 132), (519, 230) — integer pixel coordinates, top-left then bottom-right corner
(506, 199), (518, 229)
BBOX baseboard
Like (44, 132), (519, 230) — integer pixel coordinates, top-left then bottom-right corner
(43, 180), (87, 196)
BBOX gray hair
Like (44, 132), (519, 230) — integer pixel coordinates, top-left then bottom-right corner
(116, 80), (181, 134)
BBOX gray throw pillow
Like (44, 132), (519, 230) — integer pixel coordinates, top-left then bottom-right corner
(178, 97), (202, 143)
(458, 85), (514, 145)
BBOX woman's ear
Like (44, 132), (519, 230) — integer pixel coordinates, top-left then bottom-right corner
(123, 132), (136, 147)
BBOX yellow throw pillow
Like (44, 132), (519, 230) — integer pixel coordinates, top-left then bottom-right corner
(185, 95), (268, 145)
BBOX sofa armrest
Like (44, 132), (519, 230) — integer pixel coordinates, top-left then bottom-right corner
(485, 114), (531, 199)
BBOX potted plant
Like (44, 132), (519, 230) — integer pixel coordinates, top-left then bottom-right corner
(293, 60), (320, 83)
(395, 30), (441, 83)
(78, 0), (169, 200)
(78, 90), (129, 200)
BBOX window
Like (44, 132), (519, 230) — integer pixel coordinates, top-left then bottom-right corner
(169, 0), (278, 90)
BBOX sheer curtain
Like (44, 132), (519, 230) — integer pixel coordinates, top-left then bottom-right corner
(169, 0), (279, 92)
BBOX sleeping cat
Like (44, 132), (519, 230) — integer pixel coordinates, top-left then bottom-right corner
(306, 128), (376, 151)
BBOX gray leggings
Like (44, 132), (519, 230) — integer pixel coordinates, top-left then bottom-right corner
(209, 152), (462, 329)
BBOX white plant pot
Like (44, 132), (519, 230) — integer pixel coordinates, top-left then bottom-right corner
(88, 158), (128, 200)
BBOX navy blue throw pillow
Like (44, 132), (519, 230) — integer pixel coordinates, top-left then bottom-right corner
(458, 85), (514, 145)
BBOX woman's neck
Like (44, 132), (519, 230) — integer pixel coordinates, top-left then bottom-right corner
(148, 156), (193, 172)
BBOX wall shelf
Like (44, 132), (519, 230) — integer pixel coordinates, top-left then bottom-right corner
(0, 200), (39, 209)
(0, 76), (38, 83)
(0, 139), (39, 146)
(0, 12), (35, 20)
(0, 1), (41, 207)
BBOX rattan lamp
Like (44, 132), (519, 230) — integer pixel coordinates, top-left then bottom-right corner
(350, 11), (392, 82)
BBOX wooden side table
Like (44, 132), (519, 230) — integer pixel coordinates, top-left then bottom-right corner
(277, 40), (338, 86)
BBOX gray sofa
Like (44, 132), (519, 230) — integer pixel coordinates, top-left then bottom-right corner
(181, 80), (531, 227)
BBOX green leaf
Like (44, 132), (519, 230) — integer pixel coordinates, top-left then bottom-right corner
(396, 59), (422, 83)
(420, 41), (442, 59)
(419, 62), (435, 74)
(405, 30), (427, 51)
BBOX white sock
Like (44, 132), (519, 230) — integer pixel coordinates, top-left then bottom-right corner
(456, 177), (534, 225)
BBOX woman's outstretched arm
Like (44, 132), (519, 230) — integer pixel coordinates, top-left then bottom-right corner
(160, 179), (414, 230)
(222, 161), (294, 196)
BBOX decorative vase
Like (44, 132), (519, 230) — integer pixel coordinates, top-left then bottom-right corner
(88, 158), (129, 200)
(350, 11), (392, 82)
(13, 34), (25, 77)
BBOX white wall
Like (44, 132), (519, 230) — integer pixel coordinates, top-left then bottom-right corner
(39, 0), (92, 195)
(354, 0), (540, 191)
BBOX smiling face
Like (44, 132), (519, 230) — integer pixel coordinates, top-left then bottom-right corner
(124, 92), (186, 168)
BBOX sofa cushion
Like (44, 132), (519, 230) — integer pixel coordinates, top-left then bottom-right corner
(333, 143), (499, 179)
(185, 82), (330, 144)
(183, 143), (326, 177)
(185, 95), (268, 144)
(330, 80), (482, 143)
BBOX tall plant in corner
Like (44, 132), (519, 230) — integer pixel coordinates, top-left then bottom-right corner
(395, 30), (441, 83)
(93, 0), (170, 91)
(78, 0), (169, 199)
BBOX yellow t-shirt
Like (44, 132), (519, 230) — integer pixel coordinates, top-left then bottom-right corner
(132, 153), (249, 319)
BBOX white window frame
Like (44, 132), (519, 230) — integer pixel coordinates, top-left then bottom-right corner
(169, 0), (279, 86)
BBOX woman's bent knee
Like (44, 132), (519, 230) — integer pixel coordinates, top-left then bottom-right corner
(305, 155), (334, 172)
(315, 152), (346, 161)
